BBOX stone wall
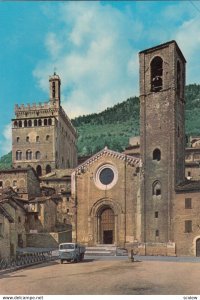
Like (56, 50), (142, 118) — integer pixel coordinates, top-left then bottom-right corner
(126, 242), (176, 256)
(26, 229), (72, 248)
(0, 214), (11, 259)
(174, 192), (200, 256)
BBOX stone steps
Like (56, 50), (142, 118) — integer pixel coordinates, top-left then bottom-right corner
(85, 245), (128, 256)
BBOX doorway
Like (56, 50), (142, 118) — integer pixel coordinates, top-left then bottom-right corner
(100, 207), (114, 244)
(196, 238), (200, 256)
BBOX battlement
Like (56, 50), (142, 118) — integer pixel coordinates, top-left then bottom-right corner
(15, 101), (50, 112)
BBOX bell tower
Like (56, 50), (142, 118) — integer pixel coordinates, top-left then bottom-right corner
(139, 41), (186, 244)
(49, 72), (61, 107)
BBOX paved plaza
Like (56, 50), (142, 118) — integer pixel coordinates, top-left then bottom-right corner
(0, 256), (200, 295)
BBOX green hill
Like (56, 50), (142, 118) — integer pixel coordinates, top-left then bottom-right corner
(0, 152), (12, 170)
(1, 84), (200, 169)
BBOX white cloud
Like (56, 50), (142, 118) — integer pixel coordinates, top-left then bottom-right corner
(0, 123), (12, 156)
(33, 1), (200, 119)
(175, 17), (200, 84)
(33, 2), (141, 118)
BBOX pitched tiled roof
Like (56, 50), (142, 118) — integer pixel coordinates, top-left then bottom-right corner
(176, 180), (200, 192)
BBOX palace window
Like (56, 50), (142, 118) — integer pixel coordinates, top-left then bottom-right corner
(13, 180), (17, 187)
(155, 211), (158, 218)
(16, 151), (22, 160)
(28, 120), (32, 127)
(185, 198), (192, 209)
(34, 120), (38, 126)
(26, 150), (32, 160)
(152, 181), (161, 196)
(185, 220), (192, 233)
(14, 121), (18, 127)
(24, 120), (28, 127)
(153, 148), (161, 161)
(35, 151), (41, 160)
(151, 56), (163, 92)
(19, 121), (22, 127)
(48, 118), (52, 126)
(38, 119), (42, 126)
(46, 165), (51, 174)
(36, 165), (42, 176)
(44, 119), (48, 126)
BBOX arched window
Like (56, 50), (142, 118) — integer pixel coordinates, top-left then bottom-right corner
(44, 119), (47, 126)
(151, 56), (163, 92)
(26, 150), (32, 160)
(38, 119), (42, 126)
(16, 151), (22, 161)
(26, 136), (29, 142)
(46, 165), (51, 174)
(36, 136), (39, 142)
(14, 121), (18, 127)
(153, 148), (161, 161)
(48, 118), (52, 126)
(19, 121), (22, 128)
(17, 137), (20, 143)
(35, 151), (41, 160)
(177, 61), (181, 97)
(46, 135), (50, 141)
(28, 120), (32, 127)
(34, 119), (38, 127)
(24, 120), (27, 127)
(52, 81), (56, 98)
(36, 165), (42, 177)
(152, 181), (161, 196)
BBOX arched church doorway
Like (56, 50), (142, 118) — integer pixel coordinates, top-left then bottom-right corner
(196, 239), (200, 256)
(100, 207), (115, 244)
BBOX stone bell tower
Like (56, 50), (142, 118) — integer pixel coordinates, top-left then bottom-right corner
(139, 41), (186, 244)
(49, 72), (61, 107)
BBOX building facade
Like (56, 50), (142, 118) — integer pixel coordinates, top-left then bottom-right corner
(12, 73), (77, 177)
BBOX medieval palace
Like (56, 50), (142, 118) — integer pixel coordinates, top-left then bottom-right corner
(1, 40), (200, 259)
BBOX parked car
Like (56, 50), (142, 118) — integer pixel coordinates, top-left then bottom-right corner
(59, 242), (86, 264)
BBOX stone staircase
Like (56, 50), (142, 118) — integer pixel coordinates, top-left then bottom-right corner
(85, 245), (128, 256)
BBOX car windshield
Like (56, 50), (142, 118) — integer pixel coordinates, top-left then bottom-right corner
(60, 244), (75, 250)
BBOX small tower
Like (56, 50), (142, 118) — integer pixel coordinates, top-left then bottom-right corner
(139, 41), (186, 244)
(49, 72), (61, 107)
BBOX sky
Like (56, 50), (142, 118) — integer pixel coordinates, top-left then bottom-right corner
(0, 0), (200, 157)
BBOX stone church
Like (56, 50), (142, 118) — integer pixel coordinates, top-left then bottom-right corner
(1, 40), (200, 258)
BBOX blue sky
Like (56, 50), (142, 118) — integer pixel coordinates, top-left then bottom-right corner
(0, 0), (200, 157)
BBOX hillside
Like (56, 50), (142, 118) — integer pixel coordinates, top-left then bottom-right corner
(1, 84), (200, 169)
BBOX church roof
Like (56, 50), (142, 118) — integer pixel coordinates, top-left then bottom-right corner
(40, 169), (74, 180)
(75, 147), (141, 174)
